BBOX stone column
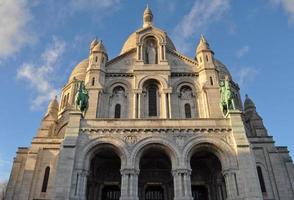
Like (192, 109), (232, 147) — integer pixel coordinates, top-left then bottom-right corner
(137, 93), (141, 118)
(120, 168), (139, 200)
(222, 169), (239, 200)
(228, 110), (263, 200)
(54, 111), (82, 200)
(172, 169), (193, 200)
(160, 91), (167, 118)
(133, 93), (137, 118)
(167, 92), (172, 118)
(74, 169), (88, 200)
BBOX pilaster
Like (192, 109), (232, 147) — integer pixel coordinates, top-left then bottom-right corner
(120, 168), (140, 200)
(172, 168), (193, 200)
(53, 111), (83, 200)
(227, 110), (263, 200)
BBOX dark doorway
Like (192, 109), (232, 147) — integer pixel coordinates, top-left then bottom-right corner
(87, 148), (121, 200)
(139, 148), (173, 200)
(145, 185), (164, 200)
(101, 185), (120, 200)
(192, 185), (208, 200)
(190, 150), (226, 200)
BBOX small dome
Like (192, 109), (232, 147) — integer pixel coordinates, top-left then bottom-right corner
(244, 94), (256, 110)
(196, 35), (213, 54)
(92, 40), (107, 53)
(120, 32), (176, 55)
(48, 96), (59, 110)
(90, 38), (98, 50)
(44, 96), (59, 119)
(68, 59), (89, 82)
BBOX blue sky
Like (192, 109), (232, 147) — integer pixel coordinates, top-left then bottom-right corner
(0, 0), (294, 181)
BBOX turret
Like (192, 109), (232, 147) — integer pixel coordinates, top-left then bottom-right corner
(196, 35), (215, 66)
(86, 39), (108, 87)
(45, 95), (59, 120)
(196, 35), (222, 118)
(244, 95), (268, 137)
(37, 96), (59, 137)
(143, 5), (153, 28)
(84, 39), (107, 119)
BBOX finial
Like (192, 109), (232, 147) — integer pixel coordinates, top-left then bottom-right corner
(245, 94), (249, 98)
(143, 4), (153, 28)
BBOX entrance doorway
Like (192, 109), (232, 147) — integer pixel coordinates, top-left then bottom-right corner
(192, 185), (208, 200)
(190, 150), (226, 200)
(145, 185), (164, 200)
(138, 148), (174, 200)
(87, 148), (121, 200)
(101, 185), (120, 200)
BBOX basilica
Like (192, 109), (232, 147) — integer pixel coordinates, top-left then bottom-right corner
(5, 6), (294, 200)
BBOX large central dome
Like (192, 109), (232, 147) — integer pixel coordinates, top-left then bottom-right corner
(120, 31), (176, 55)
(120, 6), (176, 55)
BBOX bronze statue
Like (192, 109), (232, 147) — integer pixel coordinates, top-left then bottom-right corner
(75, 81), (89, 115)
(220, 76), (236, 115)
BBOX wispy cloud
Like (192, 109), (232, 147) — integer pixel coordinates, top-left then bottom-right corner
(271, 0), (294, 22)
(236, 45), (250, 58)
(173, 0), (231, 53)
(0, 0), (33, 59)
(235, 66), (258, 87)
(17, 37), (66, 110)
(0, 154), (10, 182)
(70, 0), (121, 10)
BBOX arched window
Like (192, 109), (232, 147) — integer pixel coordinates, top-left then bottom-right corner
(91, 77), (95, 86)
(41, 166), (50, 193)
(257, 166), (266, 193)
(210, 76), (214, 86)
(148, 84), (157, 116)
(114, 104), (121, 118)
(185, 103), (192, 118)
(95, 56), (98, 62)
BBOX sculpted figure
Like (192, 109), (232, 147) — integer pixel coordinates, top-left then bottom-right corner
(75, 81), (89, 115)
(219, 76), (236, 115)
(145, 40), (157, 64)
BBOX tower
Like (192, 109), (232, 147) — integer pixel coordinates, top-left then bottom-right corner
(85, 39), (108, 118)
(196, 35), (223, 118)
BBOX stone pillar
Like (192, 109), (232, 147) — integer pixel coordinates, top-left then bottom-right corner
(167, 92), (172, 118)
(222, 169), (239, 199)
(53, 111), (82, 200)
(160, 91), (167, 118)
(120, 168), (139, 200)
(74, 169), (88, 200)
(133, 93), (137, 118)
(138, 93), (141, 118)
(172, 169), (193, 200)
(227, 110), (263, 200)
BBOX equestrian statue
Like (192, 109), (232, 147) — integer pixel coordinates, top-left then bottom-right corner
(74, 80), (89, 116)
(219, 76), (236, 115)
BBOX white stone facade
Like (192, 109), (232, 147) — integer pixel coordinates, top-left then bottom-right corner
(5, 7), (294, 200)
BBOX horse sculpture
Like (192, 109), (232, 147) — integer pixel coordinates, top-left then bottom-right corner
(220, 76), (236, 115)
(75, 81), (89, 116)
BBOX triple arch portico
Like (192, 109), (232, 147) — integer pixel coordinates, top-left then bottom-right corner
(72, 129), (238, 200)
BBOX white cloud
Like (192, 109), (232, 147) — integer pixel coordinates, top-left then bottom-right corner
(173, 0), (230, 53)
(17, 37), (65, 110)
(70, 0), (121, 10)
(235, 67), (258, 87)
(0, 0), (33, 59)
(271, 0), (294, 22)
(0, 154), (10, 182)
(236, 45), (250, 58)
